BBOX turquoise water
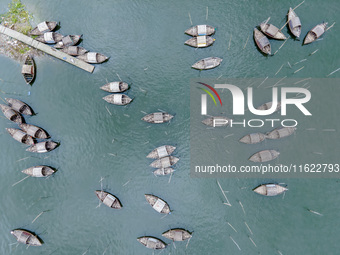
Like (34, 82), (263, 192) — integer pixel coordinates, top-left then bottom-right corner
(0, 0), (339, 254)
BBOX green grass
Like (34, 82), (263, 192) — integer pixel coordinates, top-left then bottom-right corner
(0, 0), (32, 33)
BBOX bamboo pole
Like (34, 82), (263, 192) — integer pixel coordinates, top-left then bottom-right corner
(188, 12), (193, 25)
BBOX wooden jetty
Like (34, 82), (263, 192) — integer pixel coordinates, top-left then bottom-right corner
(0, 25), (94, 73)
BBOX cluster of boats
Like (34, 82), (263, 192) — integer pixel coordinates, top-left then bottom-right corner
(254, 7), (329, 55)
(184, 24), (222, 70)
(147, 145), (178, 176)
(95, 185), (191, 250)
(29, 21), (108, 63)
(100, 81), (132, 106)
(240, 126), (296, 163)
(0, 98), (58, 153)
(3, 99), (58, 246)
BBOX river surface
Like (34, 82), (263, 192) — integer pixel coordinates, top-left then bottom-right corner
(0, 0), (339, 254)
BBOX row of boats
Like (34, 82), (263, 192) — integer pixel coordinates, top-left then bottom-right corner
(100, 81), (133, 106)
(184, 24), (223, 70)
(29, 21), (108, 63)
(147, 145), (178, 176)
(254, 7), (329, 55)
(0, 98), (58, 153)
(5, 97), (58, 245)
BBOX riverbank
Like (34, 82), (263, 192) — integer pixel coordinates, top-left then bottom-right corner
(0, 0), (41, 61)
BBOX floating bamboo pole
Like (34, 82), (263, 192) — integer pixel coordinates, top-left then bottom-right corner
(188, 12), (193, 25)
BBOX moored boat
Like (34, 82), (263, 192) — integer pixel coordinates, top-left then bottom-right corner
(19, 123), (49, 139)
(6, 128), (34, 145)
(256, 101), (281, 113)
(60, 46), (88, 56)
(303, 22), (328, 45)
(185, 35), (215, 48)
(100, 81), (129, 93)
(77, 52), (108, 64)
(288, 7), (302, 38)
(137, 236), (166, 249)
(253, 183), (288, 196)
(254, 28), (271, 55)
(95, 190), (122, 209)
(202, 116), (230, 127)
(144, 194), (171, 214)
(29, 21), (58, 35)
(185, 24), (215, 36)
(142, 112), (174, 124)
(35, 32), (63, 44)
(54, 35), (82, 49)
(162, 229), (192, 241)
(22, 166), (55, 177)
(266, 127), (296, 139)
(153, 168), (175, 176)
(26, 141), (58, 153)
(5, 98), (33, 115)
(239, 133), (266, 144)
(11, 229), (43, 246)
(0, 104), (23, 124)
(150, 156), (179, 168)
(21, 55), (35, 85)
(146, 145), (176, 159)
(192, 57), (222, 70)
(102, 94), (132, 105)
(260, 20), (287, 40)
(249, 150), (280, 162)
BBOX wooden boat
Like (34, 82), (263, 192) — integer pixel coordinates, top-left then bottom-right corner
(239, 133), (266, 144)
(162, 229), (192, 241)
(260, 20), (287, 40)
(19, 123), (49, 139)
(11, 229), (43, 246)
(29, 21), (58, 35)
(288, 8), (302, 38)
(100, 81), (129, 93)
(77, 52), (108, 64)
(256, 101), (281, 113)
(137, 236), (166, 250)
(249, 150), (280, 162)
(102, 94), (132, 105)
(266, 127), (296, 139)
(21, 55), (35, 85)
(95, 190), (122, 209)
(35, 32), (63, 44)
(54, 35), (82, 49)
(185, 35), (215, 48)
(142, 112), (174, 124)
(192, 57), (222, 70)
(22, 166), (55, 177)
(303, 22), (328, 45)
(0, 104), (23, 124)
(253, 184), (288, 196)
(146, 145), (176, 159)
(6, 128), (34, 145)
(150, 156), (179, 168)
(5, 98), (33, 115)
(144, 194), (171, 214)
(153, 168), (175, 176)
(202, 116), (229, 127)
(254, 28), (271, 55)
(60, 46), (88, 56)
(26, 141), (58, 153)
(185, 24), (215, 36)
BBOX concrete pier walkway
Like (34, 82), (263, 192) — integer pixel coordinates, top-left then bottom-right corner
(0, 25), (94, 73)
